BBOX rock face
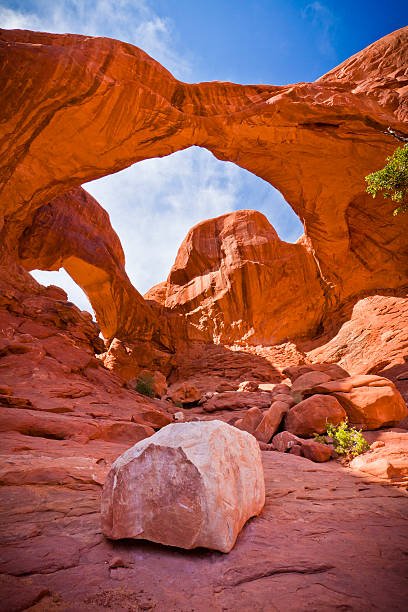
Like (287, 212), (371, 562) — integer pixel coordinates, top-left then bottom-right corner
(284, 394), (347, 437)
(17, 187), (160, 344)
(101, 421), (265, 552)
(309, 375), (408, 429)
(0, 24), (407, 611)
(351, 430), (408, 485)
(159, 210), (325, 345)
(1, 28), (408, 352)
(305, 294), (408, 377)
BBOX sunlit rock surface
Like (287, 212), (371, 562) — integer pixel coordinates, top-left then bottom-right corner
(101, 421), (265, 552)
(1, 27), (407, 349)
(0, 25), (407, 611)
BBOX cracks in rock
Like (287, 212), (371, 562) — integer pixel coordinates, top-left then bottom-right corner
(385, 127), (408, 143)
(221, 564), (335, 588)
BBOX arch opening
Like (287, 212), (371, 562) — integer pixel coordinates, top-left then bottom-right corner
(83, 146), (304, 296)
(30, 268), (94, 316)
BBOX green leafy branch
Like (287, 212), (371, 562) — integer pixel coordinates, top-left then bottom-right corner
(365, 144), (408, 215)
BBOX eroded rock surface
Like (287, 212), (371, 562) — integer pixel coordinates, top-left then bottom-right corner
(1, 28), (407, 350)
(309, 375), (408, 429)
(1, 451), (407, 611)
(0, 25), (407, 611)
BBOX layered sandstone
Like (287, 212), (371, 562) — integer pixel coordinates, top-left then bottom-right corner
(0, 24), (407, 612)
(152, 210), (326, 345)
(17, 187), (160, 344)
(1, 27), (407, 351)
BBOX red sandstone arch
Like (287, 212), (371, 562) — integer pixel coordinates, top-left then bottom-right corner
(1, 27), (407, 346)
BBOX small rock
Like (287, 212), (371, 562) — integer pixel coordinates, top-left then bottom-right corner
(291, 372), (332, 402)
(174, 411), (185, 422)
(271, 384), (292, 396)
(370, 440), (385, 449)
(238, 381), (259, 392)
(284, 394), (346, 437)
(289, 445), (303, 457)
(234, 407), (263, 435)
(202, 391), (272, 413)
(139, 410), (173, 429)
(254, 401), (288, 443)
(301, 440), (332, 462)
(272, 431), (303, 452)
(258, 441), (274, 451)
(108, 556), (128, 569)
(167, 382), (202, 405)
(198, 391), (216, 405)
(273, 393), (295, 407)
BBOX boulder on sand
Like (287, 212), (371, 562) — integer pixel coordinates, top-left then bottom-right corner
(101, 421), (265, 553)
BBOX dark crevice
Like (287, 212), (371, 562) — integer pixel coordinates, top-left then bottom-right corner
(222, 564), (334, 587)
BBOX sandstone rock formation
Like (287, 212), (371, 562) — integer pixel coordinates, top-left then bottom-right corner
(305, 294), (408, 377)
(284, 394), (346, 437)
(156, 210), (325, 345)
(308, 375), (407, 429)
(101, 421), (265, 552)
(351, 430), (408, 485)
(0, 24), (407, 610)
(17, 187), (161, 345)
(1, 27), (407, 353)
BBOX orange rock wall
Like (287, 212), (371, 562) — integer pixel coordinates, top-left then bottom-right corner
(158, 210), (326, 344)
(1, 26), (407, 350)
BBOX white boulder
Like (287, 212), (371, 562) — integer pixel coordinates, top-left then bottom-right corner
(101, 420), (265, 552)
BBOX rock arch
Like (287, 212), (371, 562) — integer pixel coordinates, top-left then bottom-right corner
(1, 27), (407, 348)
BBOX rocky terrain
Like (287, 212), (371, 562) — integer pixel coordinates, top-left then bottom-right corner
(0, 25), (407, 611)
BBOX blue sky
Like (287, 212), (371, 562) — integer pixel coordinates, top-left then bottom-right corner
(2, 1), (406, 314)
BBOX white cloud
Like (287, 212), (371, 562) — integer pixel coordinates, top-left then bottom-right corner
(0, 0), (191, 78)
(5, 2), (303, 313)
(84, 147), (303, 296)
(302, 2), (336, 57)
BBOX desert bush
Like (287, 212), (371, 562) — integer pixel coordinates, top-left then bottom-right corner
(325, 420), (370, 458)
(135, 374), (155, 398)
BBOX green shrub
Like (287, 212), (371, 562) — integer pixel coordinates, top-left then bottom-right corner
(365, 143), (408, 215)
(313, 433), (327, 445)
(326, 420), (370, 459)
(135, 374), (155, 398)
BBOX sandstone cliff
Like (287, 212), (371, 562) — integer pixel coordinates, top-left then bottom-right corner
(1, 27), (407, 356)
